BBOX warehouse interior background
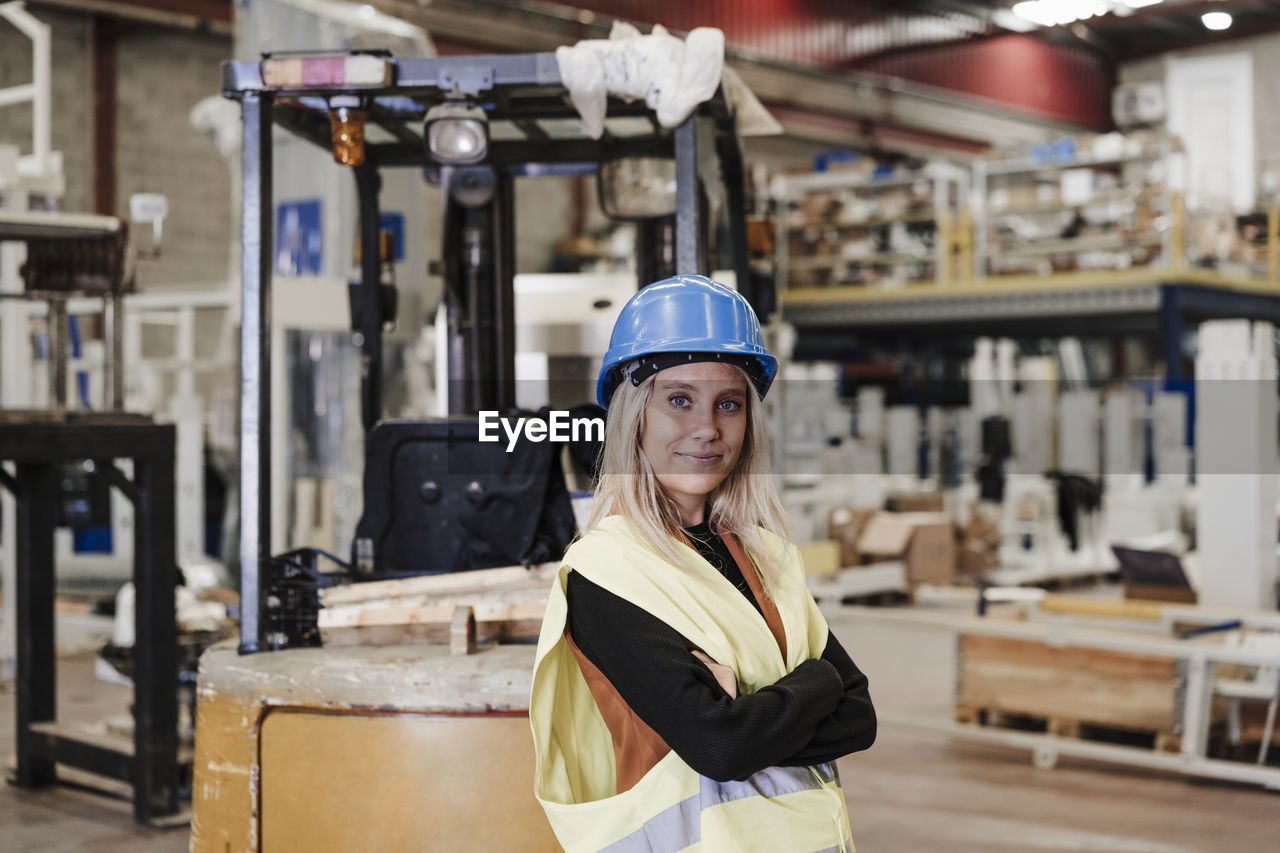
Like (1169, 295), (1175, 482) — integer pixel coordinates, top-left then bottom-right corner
(3, 0), (1280, 850)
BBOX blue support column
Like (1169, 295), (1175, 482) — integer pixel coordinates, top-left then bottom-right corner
(1160, 284), (1183, 383)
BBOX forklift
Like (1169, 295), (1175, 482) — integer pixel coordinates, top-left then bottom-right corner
(191, 48), (765, 850)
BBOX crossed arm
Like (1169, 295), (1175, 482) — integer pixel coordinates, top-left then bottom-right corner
(566, 572), (877, 783)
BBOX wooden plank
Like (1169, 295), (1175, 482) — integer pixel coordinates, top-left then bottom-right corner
(319, 562), (558, 607)
(1038, 594), (1165, 621)
(318, 618), (547, 648)
(318, 597), (546, 648)
(961, 634), (1175, 679)
(318, 600), (545, 630)
(332, 584), (547, 614)
(450, 606), (476, 656)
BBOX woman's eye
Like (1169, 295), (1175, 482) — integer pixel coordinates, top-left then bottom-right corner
(669, 395), (690, 408)
(718, 399), (743, 413)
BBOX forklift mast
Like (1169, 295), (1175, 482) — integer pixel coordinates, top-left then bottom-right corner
(223, 50), (760, 653)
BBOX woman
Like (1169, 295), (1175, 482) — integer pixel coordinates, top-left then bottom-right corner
(531, 275), (875, 852)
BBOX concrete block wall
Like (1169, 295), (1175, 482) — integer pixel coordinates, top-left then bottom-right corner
(116, 25), (234, 288)
(0, 7), (93, 213)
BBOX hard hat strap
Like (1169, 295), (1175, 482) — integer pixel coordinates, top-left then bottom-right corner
(620, 351), (764, 394)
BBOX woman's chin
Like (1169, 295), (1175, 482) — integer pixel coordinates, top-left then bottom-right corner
(657, 472), (728, 503)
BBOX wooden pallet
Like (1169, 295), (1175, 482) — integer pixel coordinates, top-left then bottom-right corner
(954, 704), (1183, 753)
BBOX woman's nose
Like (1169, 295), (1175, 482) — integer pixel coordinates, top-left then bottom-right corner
(690, 407), (719, 441)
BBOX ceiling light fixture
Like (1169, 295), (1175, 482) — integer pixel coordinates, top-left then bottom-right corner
(1012, 0), (1163, 28)
(1201, 11), (1233, 31)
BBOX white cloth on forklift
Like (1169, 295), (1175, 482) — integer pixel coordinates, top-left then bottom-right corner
(556, 22), (778, 139)
(721, 66), (783, 136)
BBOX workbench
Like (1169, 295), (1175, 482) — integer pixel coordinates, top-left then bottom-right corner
(0, 411), (181, 825)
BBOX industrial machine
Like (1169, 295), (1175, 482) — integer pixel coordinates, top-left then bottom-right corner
(191, 46), (762, 850)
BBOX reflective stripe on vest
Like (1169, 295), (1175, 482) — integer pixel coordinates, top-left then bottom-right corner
(601, 764), (850, 853)
(530, 516), (855, 853)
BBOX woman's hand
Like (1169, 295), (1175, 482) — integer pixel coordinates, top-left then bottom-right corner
(691, 650), (738, 699)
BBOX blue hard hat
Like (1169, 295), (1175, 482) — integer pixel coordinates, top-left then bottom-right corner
(597, 274), (777, 408)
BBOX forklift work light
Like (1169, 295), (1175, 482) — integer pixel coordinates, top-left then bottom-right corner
(425, 102), (488, 165)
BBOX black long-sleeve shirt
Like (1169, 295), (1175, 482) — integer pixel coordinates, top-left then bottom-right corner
(566, 522), (876, 782)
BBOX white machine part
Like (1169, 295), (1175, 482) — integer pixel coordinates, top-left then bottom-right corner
(968, 337), (1000, 419)
(1102, 386), (1145, 488)
(1011, 355), (1055, 477)
(1058, 390), (1101, 477)
(1195, 320), (1280, 610)
(1151, 390), (1191, 484)
(856, 385), (885, 441)
(885, 406), (920, 478)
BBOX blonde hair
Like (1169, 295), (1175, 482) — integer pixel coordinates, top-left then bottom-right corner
(585, 367), (793, 588)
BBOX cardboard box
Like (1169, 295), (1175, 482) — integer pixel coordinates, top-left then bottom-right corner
(858, 511), (956, 585)
(957, 540), (998, 574)
(884, 491), (945, 513)
(798, 539), (842, 579)
(827, 507), (877, 568)
(963, 506), (1002, 548)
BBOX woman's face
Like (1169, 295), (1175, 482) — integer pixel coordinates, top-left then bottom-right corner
(640, 361), (749, 526)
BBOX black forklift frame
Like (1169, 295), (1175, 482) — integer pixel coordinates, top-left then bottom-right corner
(222, 51), (758, 654)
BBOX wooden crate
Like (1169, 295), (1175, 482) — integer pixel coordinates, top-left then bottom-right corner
(956, 634), (1181, 737)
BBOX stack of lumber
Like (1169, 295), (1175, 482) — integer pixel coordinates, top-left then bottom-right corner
(317, 563), (557, 649)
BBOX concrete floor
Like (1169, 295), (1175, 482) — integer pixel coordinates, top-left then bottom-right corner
(0, 654), (188, 852)
(1, 607), (1277, 852)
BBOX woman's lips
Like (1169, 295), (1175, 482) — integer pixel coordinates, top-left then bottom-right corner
(676, 452), (722, 465)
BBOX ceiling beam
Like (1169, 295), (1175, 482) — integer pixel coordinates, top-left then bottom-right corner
(1117, 13), (1280, 59)
(28, 0), (231, 35)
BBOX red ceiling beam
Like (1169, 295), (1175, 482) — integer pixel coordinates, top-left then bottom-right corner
(849, 34), (1113, 131)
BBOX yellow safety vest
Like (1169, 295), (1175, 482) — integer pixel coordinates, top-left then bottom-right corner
(530, 515), (855, 853)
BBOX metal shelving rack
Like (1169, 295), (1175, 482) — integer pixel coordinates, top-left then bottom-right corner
(776, 166), (968, 292)
(777, 135), (1280, 375)
(971, 140), (1180, 279)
